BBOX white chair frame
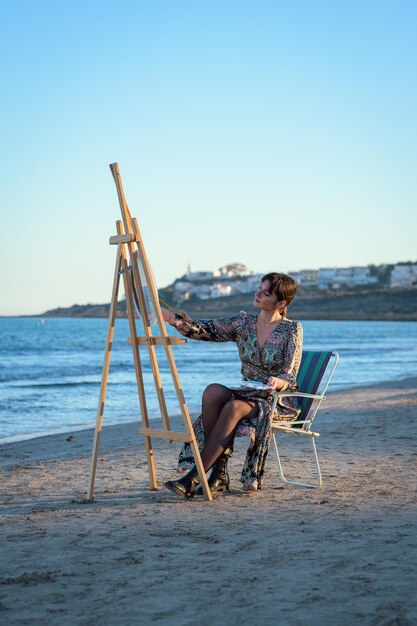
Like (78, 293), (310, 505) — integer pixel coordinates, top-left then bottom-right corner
(270, 351), (339, 489)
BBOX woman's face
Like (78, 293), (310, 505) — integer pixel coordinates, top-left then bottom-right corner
(253, 280), (279, 311)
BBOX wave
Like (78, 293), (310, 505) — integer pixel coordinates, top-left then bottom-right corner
(5, 380), (111, 390)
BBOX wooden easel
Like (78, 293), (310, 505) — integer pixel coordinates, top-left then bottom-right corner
(87, 163), (212, 501)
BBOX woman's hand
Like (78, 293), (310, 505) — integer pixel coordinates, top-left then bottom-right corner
(266, 376), (288, 391)
(160, 306), (176, 325)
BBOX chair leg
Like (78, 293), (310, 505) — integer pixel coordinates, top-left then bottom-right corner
(272, 432), (322, 489)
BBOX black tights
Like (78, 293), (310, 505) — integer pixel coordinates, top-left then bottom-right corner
(199, 383), (257, 471)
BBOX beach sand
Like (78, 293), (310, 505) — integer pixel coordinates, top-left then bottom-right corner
(1, 377), (417, 626)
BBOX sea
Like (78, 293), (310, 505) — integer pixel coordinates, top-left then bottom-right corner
(1, 317), (417, 444)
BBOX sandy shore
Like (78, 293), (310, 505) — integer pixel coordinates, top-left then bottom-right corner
(1, 377), (417, 625)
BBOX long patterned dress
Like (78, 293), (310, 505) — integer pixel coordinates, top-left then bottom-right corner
(173, 311), (303, 490)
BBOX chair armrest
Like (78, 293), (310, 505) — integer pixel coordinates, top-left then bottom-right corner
(271, 391), (325, 401)
(272, 425), (320, 437)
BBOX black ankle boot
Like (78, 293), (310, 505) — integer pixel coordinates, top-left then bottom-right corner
(164, 465), (201, 498)
(195, 456), (230, 495)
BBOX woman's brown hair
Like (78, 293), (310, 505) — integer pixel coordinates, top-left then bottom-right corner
(262, 272), (297, 316)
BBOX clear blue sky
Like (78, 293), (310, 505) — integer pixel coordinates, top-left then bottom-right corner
(1, 0), (416, 315)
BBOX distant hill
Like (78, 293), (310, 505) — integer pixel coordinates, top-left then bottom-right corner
(40, 286), (417, 321)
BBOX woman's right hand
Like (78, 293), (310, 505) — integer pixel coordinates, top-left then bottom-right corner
(160, 306), (176, 325)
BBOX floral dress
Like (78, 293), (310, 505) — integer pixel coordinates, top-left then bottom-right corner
(173, 311), (303, 490)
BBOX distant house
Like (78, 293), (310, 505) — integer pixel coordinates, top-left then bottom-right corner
(210, 284), (233, 298)
(172, 281), (194, 303)
(234, 274), (263, 294)
(390, 264), (417, 287)
(193, 284), (212, 300)
(318, 267), (377, 290)
(174, 281), (194, 293)
(290, 269), (319, 287)
(186, 263), (248, 281)
(185, 271), (215, 282)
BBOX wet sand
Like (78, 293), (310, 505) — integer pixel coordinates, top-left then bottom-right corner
(1, 377), (417, 625)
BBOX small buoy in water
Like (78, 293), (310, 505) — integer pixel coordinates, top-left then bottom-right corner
(40, 319), (45, 325)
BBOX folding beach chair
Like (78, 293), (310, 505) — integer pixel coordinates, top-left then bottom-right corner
(270, 351), (339, 489)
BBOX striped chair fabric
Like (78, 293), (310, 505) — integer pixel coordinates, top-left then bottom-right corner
(296, 351), (333, 424)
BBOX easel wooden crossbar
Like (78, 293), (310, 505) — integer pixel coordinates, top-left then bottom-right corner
(87, 163), (212, 501)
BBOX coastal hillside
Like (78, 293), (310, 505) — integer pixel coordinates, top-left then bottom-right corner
(41, 287), (417, 321)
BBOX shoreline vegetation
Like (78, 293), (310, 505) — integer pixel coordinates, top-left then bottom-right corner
(34, 286), (417, 321)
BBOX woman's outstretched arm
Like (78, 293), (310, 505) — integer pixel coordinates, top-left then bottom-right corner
(160, 306), (242, 343)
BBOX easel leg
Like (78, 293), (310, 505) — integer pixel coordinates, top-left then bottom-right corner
(87, 245), (123, 501)
(189, 439), (212, 501)
(122, 257), (157, 490)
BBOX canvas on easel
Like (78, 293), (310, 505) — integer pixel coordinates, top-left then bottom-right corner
(87, 163), (212, 501)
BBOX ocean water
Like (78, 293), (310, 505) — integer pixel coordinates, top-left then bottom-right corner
(0, 317), (417, 444)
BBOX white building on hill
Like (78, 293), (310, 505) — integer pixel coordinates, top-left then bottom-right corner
(290, 270), (319, 287)
(390, 264), (417, 287)
(318, 267), (377, 289)
(210, 284), (233, 298)
(185, 270), (215, 282)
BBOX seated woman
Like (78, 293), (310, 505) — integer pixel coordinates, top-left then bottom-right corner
(161, 272), (303, 497)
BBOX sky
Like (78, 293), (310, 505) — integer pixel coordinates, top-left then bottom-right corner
(0, 0), (416, 315)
